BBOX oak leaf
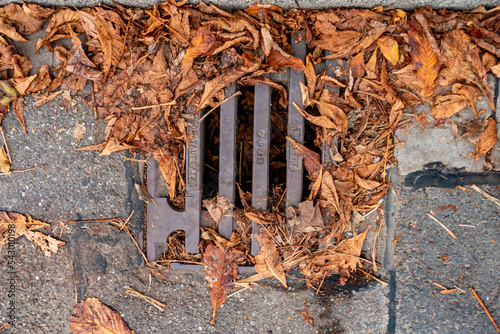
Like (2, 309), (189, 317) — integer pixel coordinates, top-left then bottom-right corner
(203, 244), (244, 324)
(377, 35), (399, 66)
(408, 17), (440, 99)
(70, 298), (135, 334)
(255, 234), (288, 288)
(471, 117), (497, 161)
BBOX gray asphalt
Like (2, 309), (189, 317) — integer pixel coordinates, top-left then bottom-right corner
(0, 1), (499, 334)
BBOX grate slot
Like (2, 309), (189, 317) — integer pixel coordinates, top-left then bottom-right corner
(251, 82), (272, 255)
(286, 32), (307, 208)
(218, 83), (238, 239)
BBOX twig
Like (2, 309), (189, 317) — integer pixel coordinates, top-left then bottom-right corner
(316, 271), (328, 295)
(131, 101), (176, 110)
(470, 185), (500, 207)
(0, 164), (45, 176)
(126, 287), (166, 312)
(357, 268), (389, 286)
(426, 213), (457, 239)
(198, 91), (242, 123)
(91, 82), (97, 120)
(116, 211), (150, 266)
(0, 323), (9, 330)
(0, 126), (11, 163)
(227, 286), (253, 299)
(470, 287), (500, 333)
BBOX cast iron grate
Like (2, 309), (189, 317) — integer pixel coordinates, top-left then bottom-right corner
(146, 32), (338, 268)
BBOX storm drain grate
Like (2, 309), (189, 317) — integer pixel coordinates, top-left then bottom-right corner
(146, 32), (338, 267)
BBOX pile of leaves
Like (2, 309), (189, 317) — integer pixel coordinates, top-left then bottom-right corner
(0, 0), (499, 324)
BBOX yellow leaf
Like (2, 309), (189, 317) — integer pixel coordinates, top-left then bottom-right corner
(377, 35), (399, 66)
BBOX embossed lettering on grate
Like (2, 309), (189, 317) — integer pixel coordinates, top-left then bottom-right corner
(146, 33), (338, 268)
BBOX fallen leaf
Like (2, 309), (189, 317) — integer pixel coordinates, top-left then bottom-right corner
(255, 234), (287, 288)
(0, 211), (49, 245)
(70, 298), (135, 334)
(203, 244), (244, 324)
(355, 174), (381, 190)
(0, 3), (45, 36)
(134, 183), (153, 204)
(472, 117), (497, 161)
(289, 200), (324, 233)
(24, 230), (65, 256)
(0, 147), (10, 173)
(202, 195), (233, 224)
(377, 35), (399, 66)
(95, 13), (123, 80)
(181, 25), (215, 72)
(66, 40), (103, 82)
(0, 19), (28, 42)
(430, 94), (467, 119)
(0, 80), (17, 104)
(286, 136), (321, 176)
(72, 122), (86, 141)
(304, 54), (316, 98)
(408, 16), (440, 98)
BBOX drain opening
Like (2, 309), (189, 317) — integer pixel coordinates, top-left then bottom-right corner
(202, 107), (220, 199)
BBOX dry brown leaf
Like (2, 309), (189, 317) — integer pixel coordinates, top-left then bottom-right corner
(0, 147), (10, 173)
(286, 136), (321, 176)
(24, 230), (65, 256)
(294, 101), (338, 129)
(22, 3), (54, 18)
(408, 17), (440, 98)
(0, 19), (28, 42)
(255, 234), (288, 288)
(203, 244), (244, 324)
(267, 48), (305, 71)
(0, 211), (49, 245)
(36, 9), (82, 51)
(0, 3), (45, 36)
(12, 98), (27, 133)
(355, 174), (381, 190)
(377, 35), (399, 66)
(325, 26), (386, 59)
(0, 43), (14, 71)
(66, 40), (103, 82)
(202, 195), (233, 224)
(315, 30), (362, 53)
(471, 117), (497, 161)
(70, 298), (135, 334)
(304, 54), (316, 99)
(490, 63), (500, 78)
(289, 200), (324, 233)
(13, 54), (33, 78)
(430, 94), (467, 119)
(78, 10), (97, 38)
(182, 25), (215, 72)
(95, 13), (123, 80)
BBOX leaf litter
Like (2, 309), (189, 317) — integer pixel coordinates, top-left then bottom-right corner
(0, 0), (498, 327)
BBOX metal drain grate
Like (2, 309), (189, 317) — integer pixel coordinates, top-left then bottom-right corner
(146, 32), (338, 267)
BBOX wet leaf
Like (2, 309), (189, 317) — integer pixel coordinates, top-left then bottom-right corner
(408, 17), (440, 98)
(203, 244), (244, 324)
(70, 297), (135, 334)
(472, 117), (497, 161)
(255, 234), (288, 288)
(377, 35), (399, 66)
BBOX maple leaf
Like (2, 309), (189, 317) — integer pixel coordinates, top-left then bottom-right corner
(203, 244), (244, 324)
(408, 16), (440, 99)
(70, 298), (135, 334)
(377, 35), (399, 66)
(471, 117), (497, 161)
(255, 234), (288, 288)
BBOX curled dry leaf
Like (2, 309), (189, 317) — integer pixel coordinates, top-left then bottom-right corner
(289, 200), (324, 233)
(70, 297), (135, 334)
(202, 195), (233, 224)
(203, 244), (244, 324)
(355, 174), (381, 190)
(286, 135), (321, 176)
(24, 230), (65, 257)
(471, 117), (497, 161)
(255, 234), (288, 288)
(430, 94), (467, 119)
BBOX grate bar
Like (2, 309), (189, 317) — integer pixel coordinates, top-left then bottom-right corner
(146, 105), (203, 261)
(322, 57), (339, 164)
(218, 84), (238, 239)
(286, 32), (306, 209)
(251, 82), (272, 255)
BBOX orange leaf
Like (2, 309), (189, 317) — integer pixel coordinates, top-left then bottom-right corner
(204, 244), (244, 324)
(408, 17), (440, 98)
(377, 35), (399, 66)
(182, 26), (215, 68)
(473, 117), (497, 161)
